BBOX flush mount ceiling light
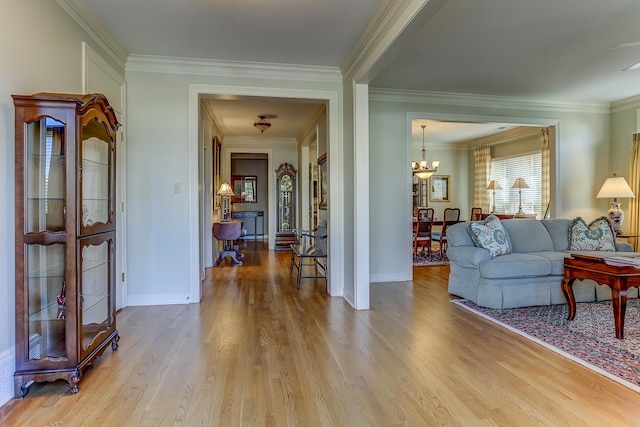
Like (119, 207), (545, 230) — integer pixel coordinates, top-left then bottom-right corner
(253, 115), (272, 133)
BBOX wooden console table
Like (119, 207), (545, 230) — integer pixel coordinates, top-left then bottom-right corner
(213, 220), (244, 265)
(562, 253), (640, 339)
(231, 211), (264, 240)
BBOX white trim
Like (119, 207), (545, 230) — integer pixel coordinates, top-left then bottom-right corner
(611, 94), (640, 113)
(371, 88), (610, 114)
(127, 55), (342, 83)
(188, 84), (343, 302)
(223, 136), (298, 146)
(353, 83), (370, 310)
(56, 0), (127, 68)
(0, 347), (14, 407)
(406, 111), (560, 281)
(127, 295), (191, 306)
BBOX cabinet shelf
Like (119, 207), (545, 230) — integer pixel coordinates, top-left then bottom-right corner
(28, 302), (66, 322)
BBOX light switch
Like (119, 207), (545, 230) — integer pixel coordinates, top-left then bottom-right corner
(395, 188), (404, 196)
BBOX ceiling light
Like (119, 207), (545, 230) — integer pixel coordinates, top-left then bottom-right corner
(412, 125), (438, 179)
(254, 115), (271, 133)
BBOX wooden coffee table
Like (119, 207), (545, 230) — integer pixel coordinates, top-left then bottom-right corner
(562, 253), (640, 339)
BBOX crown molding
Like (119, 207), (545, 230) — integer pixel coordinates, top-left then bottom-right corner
(223, 136), (298, 147)
(341, 1), (426, 81)
(610, 94), (640, 113)
(370, 88), (610, 114)
(56, 0), (127, 69)
(126, 55), (342, 83)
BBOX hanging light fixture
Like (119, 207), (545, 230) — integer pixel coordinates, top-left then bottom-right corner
(253, 115), (271, 133)
(412, 125), (438, 179)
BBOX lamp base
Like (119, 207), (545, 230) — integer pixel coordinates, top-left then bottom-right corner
(607, 202), (624, 235)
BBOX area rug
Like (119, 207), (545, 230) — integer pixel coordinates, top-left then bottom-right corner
(452, 299), (640, 393)
(413, 251), (449, 267)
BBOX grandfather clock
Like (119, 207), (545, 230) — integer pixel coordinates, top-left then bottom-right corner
(274, 163), (297, 250)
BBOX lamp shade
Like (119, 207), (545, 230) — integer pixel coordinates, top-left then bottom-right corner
(511, 177), (529, 189)
(217, 182), (234, 196)
(487, 180), (502, 190)
(596, 174), (635, 200)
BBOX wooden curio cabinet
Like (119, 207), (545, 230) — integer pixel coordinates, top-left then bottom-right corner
(13, 93), (120, 396)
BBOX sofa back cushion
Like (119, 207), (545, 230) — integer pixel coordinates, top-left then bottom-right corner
(569, 216), (616, 251)
(540, 219), (572, 251)
(501, 219), (554, 252)
(447, 222), (476, 247)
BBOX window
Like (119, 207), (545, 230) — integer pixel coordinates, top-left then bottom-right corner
(490, 152), (542, 217)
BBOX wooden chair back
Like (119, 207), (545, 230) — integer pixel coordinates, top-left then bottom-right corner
(471, 207), (482, 221)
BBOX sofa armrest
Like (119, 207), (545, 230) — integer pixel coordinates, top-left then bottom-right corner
(447, 246), (492, 268)
(616, 242), (634, 252)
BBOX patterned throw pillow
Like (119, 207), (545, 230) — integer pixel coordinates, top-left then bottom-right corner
(467, 214), (512, 257)
(569, 216), (616, 251)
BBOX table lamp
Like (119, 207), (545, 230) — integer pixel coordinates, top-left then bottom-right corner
(486, 180), (502, 213)
(596, 174), (635, 235)
(217, 182), (235, 221)
(512, 178), (529, 214)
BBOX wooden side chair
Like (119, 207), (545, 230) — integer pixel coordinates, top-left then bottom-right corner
(471, 207), (483, 221)
(432, 207), (461, 258)
(413, 207), (435, 259)
(289, 220), (327, 289)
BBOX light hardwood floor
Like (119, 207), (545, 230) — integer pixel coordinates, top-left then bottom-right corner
(1, 241), (639, 426)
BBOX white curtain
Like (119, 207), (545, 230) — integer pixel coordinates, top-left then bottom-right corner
(541, 128), (550, 218)
(473, 146), (491, 213)
(629, 133), (640, 250)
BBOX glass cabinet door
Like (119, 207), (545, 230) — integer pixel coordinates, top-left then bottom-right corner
(26, 243), (67, 360)
(276, 163), (297, 233)
(279, 175), (293, 231)
(25, 118), (66, 233)
(80, 117), (112, 232)
(79, 235), (113, 355)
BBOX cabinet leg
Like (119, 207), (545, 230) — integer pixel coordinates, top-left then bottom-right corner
(112, 332), (120, 350)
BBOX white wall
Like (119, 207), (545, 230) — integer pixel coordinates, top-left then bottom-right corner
(369, 94), (617, 282)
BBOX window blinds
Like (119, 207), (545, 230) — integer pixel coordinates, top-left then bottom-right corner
(490, 152), (542, 217)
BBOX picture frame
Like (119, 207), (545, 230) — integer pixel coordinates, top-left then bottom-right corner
(318, 153), (327, 210)
(231, 175), (257, 203)
(213, 136), (222, 209)
(430, 175), (450, 202)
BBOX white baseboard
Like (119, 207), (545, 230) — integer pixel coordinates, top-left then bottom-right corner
(127, 294), (194, 306)
(0, 347), (15, 408)
(370, 273), (408, 283)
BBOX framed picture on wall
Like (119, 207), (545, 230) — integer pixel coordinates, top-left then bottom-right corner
(430, 175), (450, 202)
(318, 154), (327, 210)
(231, 175), (257, 203)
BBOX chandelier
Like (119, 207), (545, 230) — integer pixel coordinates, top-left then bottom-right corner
(253, 115), (271, 133)
(412, 125), (439, 179)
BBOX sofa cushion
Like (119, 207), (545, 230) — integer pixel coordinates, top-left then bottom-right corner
(501, 219), (555, 252)
(467, 215), (512, 257)
(540, 219), (572, 251)
(569, 216), (615, 251)
(479, 253), (552, 279)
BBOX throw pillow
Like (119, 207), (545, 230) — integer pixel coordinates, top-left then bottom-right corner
(467, 214), (512, 257)
(568, 216), (616, 251)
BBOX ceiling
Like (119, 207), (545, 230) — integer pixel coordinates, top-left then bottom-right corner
(78, 0), (640, 142)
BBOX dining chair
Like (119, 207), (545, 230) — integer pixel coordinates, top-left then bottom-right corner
(470, 207), (482, 221)
(413, 207), (434, 259)
(432, 207), (461, 258)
